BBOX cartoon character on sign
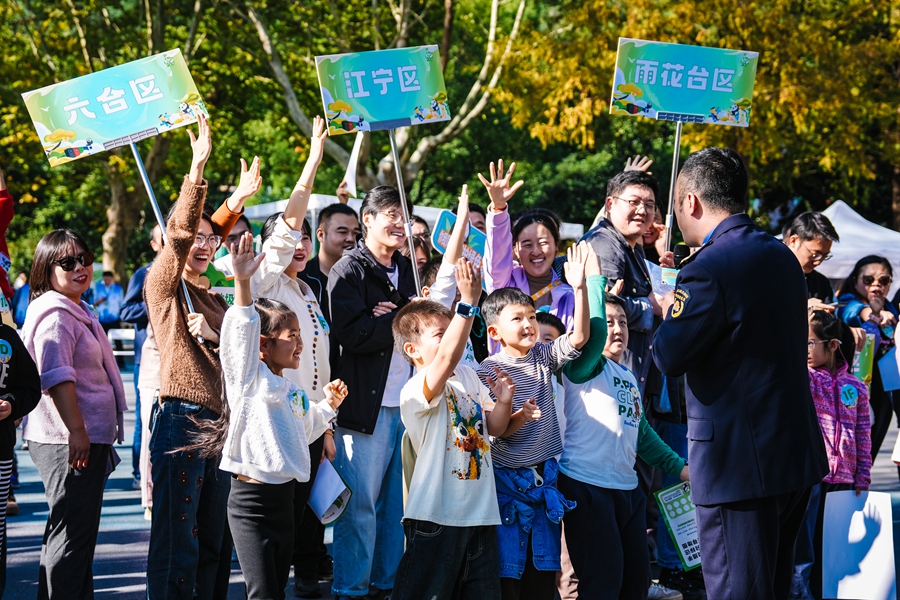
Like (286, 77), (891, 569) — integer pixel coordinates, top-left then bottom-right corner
(611, 83), (653, 116)
(446, 388), (490, 480)
(413, 107), (426, 122)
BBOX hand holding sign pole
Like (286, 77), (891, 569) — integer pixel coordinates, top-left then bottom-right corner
(23, 49), (211, 343)
(610, 39), (759, 252)
(315, 45), (452, 297)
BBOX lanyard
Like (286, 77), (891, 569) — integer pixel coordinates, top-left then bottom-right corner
(531, 280), (561, 302)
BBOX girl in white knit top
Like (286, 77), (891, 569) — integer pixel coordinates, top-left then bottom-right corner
(220, 232), (347, 600)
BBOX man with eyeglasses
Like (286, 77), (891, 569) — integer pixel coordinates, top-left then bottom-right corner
(783, 212), (839, 308)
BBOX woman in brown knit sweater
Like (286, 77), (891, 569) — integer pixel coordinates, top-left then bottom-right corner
(144, 114), (263, 600)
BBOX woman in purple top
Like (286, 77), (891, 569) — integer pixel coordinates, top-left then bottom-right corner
(480, 160), (574, 348)
(22, 229), (127, 600)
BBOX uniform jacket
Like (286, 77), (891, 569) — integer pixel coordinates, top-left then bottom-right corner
(652, 213), (828, 506)
(327, 239), (416, 433)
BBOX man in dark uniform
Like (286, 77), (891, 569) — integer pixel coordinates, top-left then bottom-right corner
(652, 148), (828, 600)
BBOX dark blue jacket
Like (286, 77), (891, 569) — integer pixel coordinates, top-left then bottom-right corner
(652, 214), (827, 506)
(120, 263), (151, 365)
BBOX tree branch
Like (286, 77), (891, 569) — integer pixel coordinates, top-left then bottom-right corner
(184, 0), (205, 62)
(64, 0), (93, 72)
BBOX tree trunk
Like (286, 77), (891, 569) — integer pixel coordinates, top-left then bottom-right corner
(441, 0), (453, 71)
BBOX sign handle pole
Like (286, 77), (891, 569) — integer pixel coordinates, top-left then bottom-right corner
(130, 142), (205, 344)
(387, 129), (423, 297)
(663, 121), (684, 252)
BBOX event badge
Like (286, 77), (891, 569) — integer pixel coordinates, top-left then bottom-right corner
(655, 481), (701, 570)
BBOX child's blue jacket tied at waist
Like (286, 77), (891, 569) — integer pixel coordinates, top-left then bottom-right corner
(494, 459), (575, 578)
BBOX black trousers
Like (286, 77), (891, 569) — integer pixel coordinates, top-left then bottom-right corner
(558, 473), (649, 600)
(228, 477), (295, 600)
(697, 487), (811, 600)
(868, 365), (894, 459)
(293, 435), (327, 581)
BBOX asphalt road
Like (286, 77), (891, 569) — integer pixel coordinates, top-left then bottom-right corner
(6, 368), (900, 599)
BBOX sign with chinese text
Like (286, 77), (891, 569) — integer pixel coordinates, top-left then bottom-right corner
(23, 49), (208, 167)
(655, 481), (701, 570)
(430, 210), (486, 291)
(611, 39), (759, 127)
(315, 45), (450, 136)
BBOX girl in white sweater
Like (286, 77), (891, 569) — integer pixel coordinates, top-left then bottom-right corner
(220, 232), (347, 600)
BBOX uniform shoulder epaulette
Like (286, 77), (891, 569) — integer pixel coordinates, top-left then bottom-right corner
(678, 241), (713, 269)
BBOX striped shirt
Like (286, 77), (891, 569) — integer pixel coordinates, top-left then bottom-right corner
(477, 334), (580, 468)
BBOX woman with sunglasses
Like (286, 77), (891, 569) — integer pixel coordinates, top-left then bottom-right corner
(837, 255), (898, 458)
(143, 113), (263, 600)
(22, 230), (128, 599)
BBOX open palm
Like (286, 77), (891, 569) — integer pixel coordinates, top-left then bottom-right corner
(477, 158), (524, 211)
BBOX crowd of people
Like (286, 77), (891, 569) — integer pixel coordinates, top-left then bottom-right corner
(0, 115), (898, 600)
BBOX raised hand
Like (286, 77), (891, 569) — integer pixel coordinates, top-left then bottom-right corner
(485, 366), (515, 405)
(477, 158), (524, 212)
(521, 398), (541, 422)
(583, 242), (601, 278)
(624, 154), (653, 174)
(455, 257), (482, 305)
(232, 156), (263, 204)
(336, 180), (351, 204)
(564, 242), (589, 290)
(232, 231), (265, 281)
(324, 379), (349, 410)
(610, 278), (625, 296)
(188, 113), (212, 183)
(308, 115), (328, 166)
(457, 184), (470, 221)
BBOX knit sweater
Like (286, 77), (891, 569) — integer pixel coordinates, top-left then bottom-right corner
(219, 305), (335, 484)
(809, 363), (872, 489)
(22, 291), (128, 444)
(145, 177), (230, 413)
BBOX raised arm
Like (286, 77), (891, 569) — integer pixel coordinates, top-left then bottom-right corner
(479, 159), (524, 292)
(146, 114), (211, 302)
(563, 242), (591, 350)
(284, 116), (328, 231)
(563, 272), (609, 383)
(422, 259), (481, 401)
(429, 187), (470, 307)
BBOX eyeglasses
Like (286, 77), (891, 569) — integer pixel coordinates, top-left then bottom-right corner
(193, 234), (222, 249)
(379, 210), (404, 224)
(611, 196), (657, 214)
(861, 275), (892, 287)
(802, 242), (832, 262)
(52, 251), (95, 272)
(808, 339), (839, 349)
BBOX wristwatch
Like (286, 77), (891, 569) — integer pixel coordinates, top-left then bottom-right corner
(455, 301), (480, 319)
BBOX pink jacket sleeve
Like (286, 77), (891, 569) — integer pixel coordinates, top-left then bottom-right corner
(484, 207), (513, 292)
(32, 311), (78, 392)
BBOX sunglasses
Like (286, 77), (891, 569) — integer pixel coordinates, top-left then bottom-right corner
(52, 251), (95, 272)
(861, 275), (892, 287)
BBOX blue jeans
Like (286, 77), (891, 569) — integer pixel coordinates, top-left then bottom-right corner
(655, 421), (688, 570)
(332, 406), (405, 597)
(132, 363), (141, 479)
(146, 399), (231, 600)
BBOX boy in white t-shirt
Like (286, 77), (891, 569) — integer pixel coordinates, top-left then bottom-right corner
(393, 258), (515, 600)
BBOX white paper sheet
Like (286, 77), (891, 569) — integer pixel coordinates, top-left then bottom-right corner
(308, 458), (352, 525)
(343, 131), (365, 198)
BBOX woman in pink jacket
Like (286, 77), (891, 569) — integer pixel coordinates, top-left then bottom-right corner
(792, 309), (871, 600)
(480, 160), (574, 352)
(22, 229), (127, 600)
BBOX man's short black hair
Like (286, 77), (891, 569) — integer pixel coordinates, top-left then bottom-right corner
(360, 186), (413, 238)
(317, 203), (359, 230)
(102, 270), (114, 278)
(420, 257), (442, 289)
(789, 212), (839, 243)
(677, 147), (748, 215)
(606, 170), (660, 201)
(482, 287), (534, 326)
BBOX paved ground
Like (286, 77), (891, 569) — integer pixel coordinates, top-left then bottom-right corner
(6, 368), (900, 599)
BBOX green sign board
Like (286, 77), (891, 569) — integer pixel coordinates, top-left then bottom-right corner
(22, 49), (208, 167)
(611, 38), (759, 127)
(315, 45), (450, 136)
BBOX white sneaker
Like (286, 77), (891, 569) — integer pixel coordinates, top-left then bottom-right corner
(649, 582), (684, 600)
(144, 508), (152, 521)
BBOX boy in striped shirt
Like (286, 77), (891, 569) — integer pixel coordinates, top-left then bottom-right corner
(476, 243), (593, 600)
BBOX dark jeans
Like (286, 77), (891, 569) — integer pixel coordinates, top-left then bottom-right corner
(30, 442), (111, 600)
(146, 399), (230, 600)
(393, 520), (501, 600)
(499, 532), (557, 600)
(558, 473), (649, 600)
(869, 366), (894, 458)
(697, 487), (811, 600)
(229, 477), (295, 600)
(293, 434), (327, 581)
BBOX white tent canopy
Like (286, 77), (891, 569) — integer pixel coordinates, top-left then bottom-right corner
(815, 200), (900, 298)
